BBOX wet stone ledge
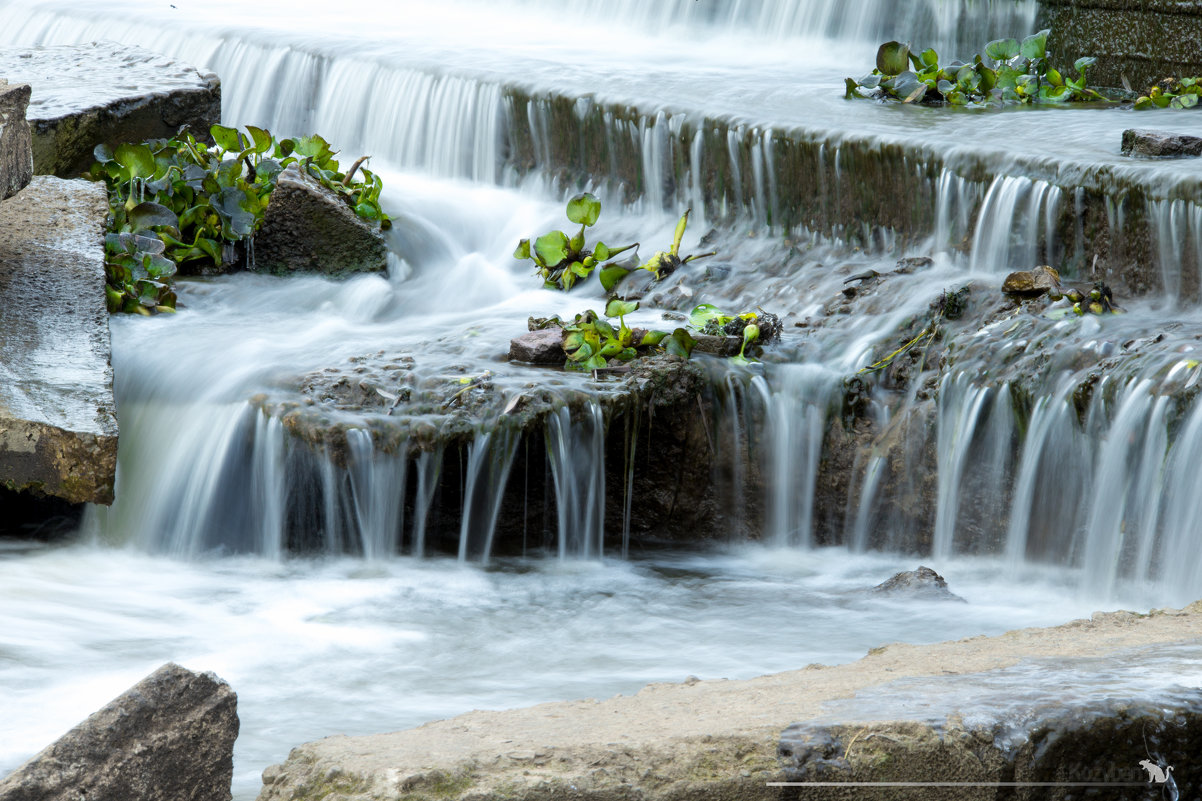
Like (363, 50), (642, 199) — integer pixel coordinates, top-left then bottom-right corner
(0, 42), (220, 178)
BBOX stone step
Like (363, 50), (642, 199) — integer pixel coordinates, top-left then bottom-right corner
(0, 79), (33, 200)
(0, 176), (117, 505)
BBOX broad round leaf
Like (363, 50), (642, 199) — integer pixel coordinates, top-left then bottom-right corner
(566, 193), (601, 226)
(876, 41), (911, 75)
(534, 231), (570, 267)
(115, 143), (156, 180)
(985, 38), (1020, 63)
(605, 298), (639, 318)
(246, 125), (273, 155)
(598, 264), (630, 292)
(1020, 30), (1048, 61)
(128, 202), (179, 231)
(210, 124), (245, 153)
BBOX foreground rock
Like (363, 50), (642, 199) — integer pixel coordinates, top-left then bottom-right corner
(0, 80), (33, 199)
(251, 163), (387, 276)
(0, 42), (221, 177)
(508, 328), (564, 364)
(0, 663), (238, 801)
(1121, 128), (1202, 159)
(1001, 264), (1060, 297)
(871, 565), (965, 601)
(257, 604), (1202, 801)
(0, 176), (117, 504)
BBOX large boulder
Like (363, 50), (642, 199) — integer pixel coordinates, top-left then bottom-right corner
(0, 663), (239, 801)
(0, 176), (118, 505)
(0, 80), (33, 199)
(251, 163), (387, 276)
(1121, 128), (1202, 159)
(0, 42), (221, 178)
(508, 328), (564, 364)
(1001, 265), (1060, 297)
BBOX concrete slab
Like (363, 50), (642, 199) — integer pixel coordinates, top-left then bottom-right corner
(0, 42), (220, 178)
(256, 604), (1202, 801)
(0, 176), (117, 504)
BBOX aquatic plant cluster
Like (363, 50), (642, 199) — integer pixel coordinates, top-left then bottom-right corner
(90, 124), (390, 314)
(1135, 76), (1202, 109)
(845, 30), (1103, 106)
(515, 194), (779, 368)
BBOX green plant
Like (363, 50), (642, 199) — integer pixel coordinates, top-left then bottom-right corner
(513, 193), (635, 291)
(562, 299), (695, 370)
(1135, 77), (1202, 109)
(90, 124), (391, 314)
(599, 208), (716, 291)
(687, 304), (782, 363)
(845, 31), (1103, 107)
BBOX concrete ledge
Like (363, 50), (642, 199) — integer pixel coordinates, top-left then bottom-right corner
(0, 176), (117, 504)
(256, 603), (1202, 800)
(0, 42), (220, 178)
(0, 80), (33, 200)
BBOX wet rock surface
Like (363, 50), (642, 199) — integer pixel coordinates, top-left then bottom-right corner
(0, 80), (33, 199)
(871, 566), (966, 602)
(1001, 265), (1061, 297)
(1121, 128), (1202, 159)
(0, 176), (117, 504)
(250, 163), (387, 276)
(508, 328), (564, 364)
(256, 604), (1202, 801)
(0, 42), (221, 178)
(0, 662), (238, 801)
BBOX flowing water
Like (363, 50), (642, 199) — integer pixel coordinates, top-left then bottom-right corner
(3, 1), (1202, 798)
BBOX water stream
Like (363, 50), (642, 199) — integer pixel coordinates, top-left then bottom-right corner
(2, 1), (1202, 798)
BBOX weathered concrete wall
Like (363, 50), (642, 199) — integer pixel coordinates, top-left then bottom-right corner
(1042, 0), (1202, 89)
(256, 603), (1202, 801)
(0, 42), (220, 178)
(0, 177), (118, 505)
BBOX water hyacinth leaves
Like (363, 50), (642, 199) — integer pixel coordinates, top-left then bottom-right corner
(638, 208), (716, 281)
(1135, 76), (1202, 109)
(91, 123), (392, 314)
(730, 324), (760, 365)
(560, 301), (696, 370)
(846, 30), (1104, 107)
(514, 192), (635, 291)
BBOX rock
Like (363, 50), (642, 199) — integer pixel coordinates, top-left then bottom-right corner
(1001, 265), (1060, 297)
(0, 43), (221, 178)
(691, 334), (742, 356)
(257, 605), (1202, 801)
(0, 662), (238, 801)
(251, 163), (387, 276)
(1121, 128), (1202, 159)
(0, 80), (33, 199)
(892, 256), (933, 275)
(0, 176), (118, 505)
(871, 566), (965, 601)
(508, 328), (564, 364)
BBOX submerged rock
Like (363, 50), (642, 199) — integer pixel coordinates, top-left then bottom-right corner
(251, 163), (387, 276)
(0, 80), (33, 199)
(1002, 265), (1060, 297)
(508, 328), (564, 364)
(1121, 128), (1202, 159)
(0, 42), (221, 178)
(872, 566), (965, 602)
(0, 663), (238, 801)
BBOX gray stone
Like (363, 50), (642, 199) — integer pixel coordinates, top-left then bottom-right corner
(871, 566), (965, 601)
(0, 42), (221, 178)
(0, 663), (238, 801)
(251, 163), (387, 276)
(508, 328), (564, 363)
(0, 80), (33, 199)
(1121, 128), (1202, 159)
(691, 333), (742, 356)
(0, 176), (118, 504)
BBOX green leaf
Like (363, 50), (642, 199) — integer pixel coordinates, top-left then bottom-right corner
(568, 260), (591, 278)
(955, 65), (981, 91)
(919, 48), (938, 68)
(1073, 56), (1096, 74)
(1046, 67), (1063, 87)
(593, 242), (611, 261)
(127, 202), (179, 231)
(570, 228), (585, 253)
(514, 239), (532, 260)
(858, 74), (881, 89)
(845, 77), (863, 99)
(598, 264), (630, 292)
(115, 143), (156, 180)
(534, 231), (570, 268)
(565, 192), (601, 226)
(876, 41), (911, 75)
(605, 298), (639, 318)
(246, 125), (273, 154)
(664, 328), (697, 359)
(639, 330), (669, 347)
(985, 38), (1020, 63)
(671, 208), (691, 256)
(1020, 30), (1048, 61)
(93, 143), (114, 164)
(210, 124), (244, 153)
